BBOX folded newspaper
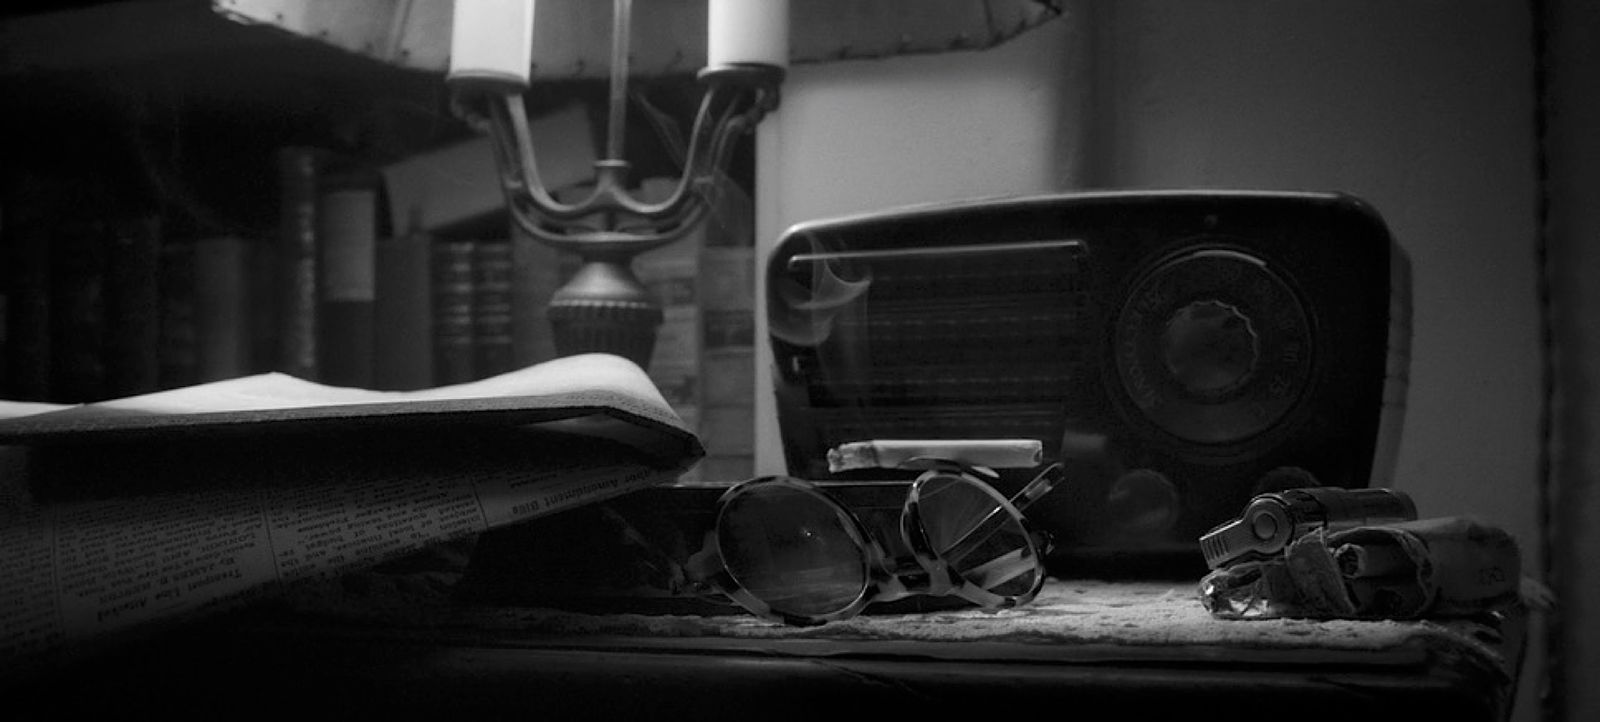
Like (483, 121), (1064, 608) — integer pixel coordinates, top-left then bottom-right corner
(0, 353), (703, 678)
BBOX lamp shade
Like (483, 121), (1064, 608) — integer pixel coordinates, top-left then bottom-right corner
(213, 0), (1062, 79)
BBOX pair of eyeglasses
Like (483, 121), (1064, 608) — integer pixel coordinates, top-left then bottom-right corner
(662, 460), (1065, 626)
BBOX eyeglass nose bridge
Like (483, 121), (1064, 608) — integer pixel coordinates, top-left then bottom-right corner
(867, 547), (964, 603)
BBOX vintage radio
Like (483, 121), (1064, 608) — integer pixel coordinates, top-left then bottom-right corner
(765, 190), (1410, 574)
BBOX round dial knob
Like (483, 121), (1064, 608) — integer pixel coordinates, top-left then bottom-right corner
(1161, 299), (1259, 401)
(1106, 468), (1181, 536)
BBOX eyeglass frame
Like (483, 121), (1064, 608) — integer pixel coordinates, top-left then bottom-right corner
(679, 460), (1065, 626)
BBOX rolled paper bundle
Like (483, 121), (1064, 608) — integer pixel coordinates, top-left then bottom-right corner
(1200, 516), (1524, 620)
(827, 439), (1044, 473)
(1334, 541), (1416, 579)
(1327, 516), (1523, 618)
(1346, 575), (1429, 617)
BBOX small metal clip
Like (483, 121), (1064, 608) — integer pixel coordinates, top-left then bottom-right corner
(1199, 487), (1418, 569)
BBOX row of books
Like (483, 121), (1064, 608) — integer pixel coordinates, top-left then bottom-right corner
(0, 103), (600, 403)
(277, 145), (522, 393)
(2, 200), (174, 404)
(0, 107), (756, 479)
(0, 177), (554, 404)
(0, 206), (558, 403)
(611, 177), (758, 482)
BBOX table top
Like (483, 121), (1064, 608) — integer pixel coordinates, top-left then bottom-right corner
(11, 571), (1527, 722)
(271, 572), (1520, 670)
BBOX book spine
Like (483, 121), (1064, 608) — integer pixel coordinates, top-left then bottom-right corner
(49, 216), (109, 402)
(276, 147), (321, 381)
(431, 240), (477, 386)
(373, 209), (434, 390)
(2, 182), (53, 401)
(698, 244), (757, 481)
(0, 275), (6, 394)
(0, 202), (7, 391)
(473, 239), (515, 379)
(192, 235), (252, 383)
(247, 231), (280, 376)
(633, 179), (702, 474)
(510, 221), (563, 368)
(103, 213), (162, 398)
(156, 237), (198, 390)
(696, 183), (757, 480)
(315, 177), (377, 389)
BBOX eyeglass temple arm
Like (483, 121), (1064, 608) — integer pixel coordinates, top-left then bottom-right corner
(962, 547), (1037, 589)
(1011, 462), (1066, 512)
(597, 504), (692, 592)
(937, 463), (1067, 563)
(599, 503), (744, 605)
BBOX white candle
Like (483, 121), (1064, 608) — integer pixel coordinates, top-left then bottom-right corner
(448, 0), (536, 88)
(707, 0), (789, 68)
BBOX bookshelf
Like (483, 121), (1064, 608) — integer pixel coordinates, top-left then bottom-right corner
(0, 0), (757, 479)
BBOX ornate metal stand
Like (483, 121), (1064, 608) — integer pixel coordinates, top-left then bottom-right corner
(457, 0), (782, 366)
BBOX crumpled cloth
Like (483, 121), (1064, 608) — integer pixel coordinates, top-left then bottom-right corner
(1199, 516), (1523, 620)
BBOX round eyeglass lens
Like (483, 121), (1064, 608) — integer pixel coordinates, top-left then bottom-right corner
(717, 482), (869, 618)
(916, 474), (1040, 598)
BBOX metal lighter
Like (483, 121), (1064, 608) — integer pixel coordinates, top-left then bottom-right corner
(1198, 487), (1418, 569)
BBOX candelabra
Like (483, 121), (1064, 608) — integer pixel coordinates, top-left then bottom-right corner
(448, 0), (786, 366)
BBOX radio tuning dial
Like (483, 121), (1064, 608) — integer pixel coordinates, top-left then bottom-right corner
(1114, 247), (1313, 445)
(1161, 300), (1259, 401)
